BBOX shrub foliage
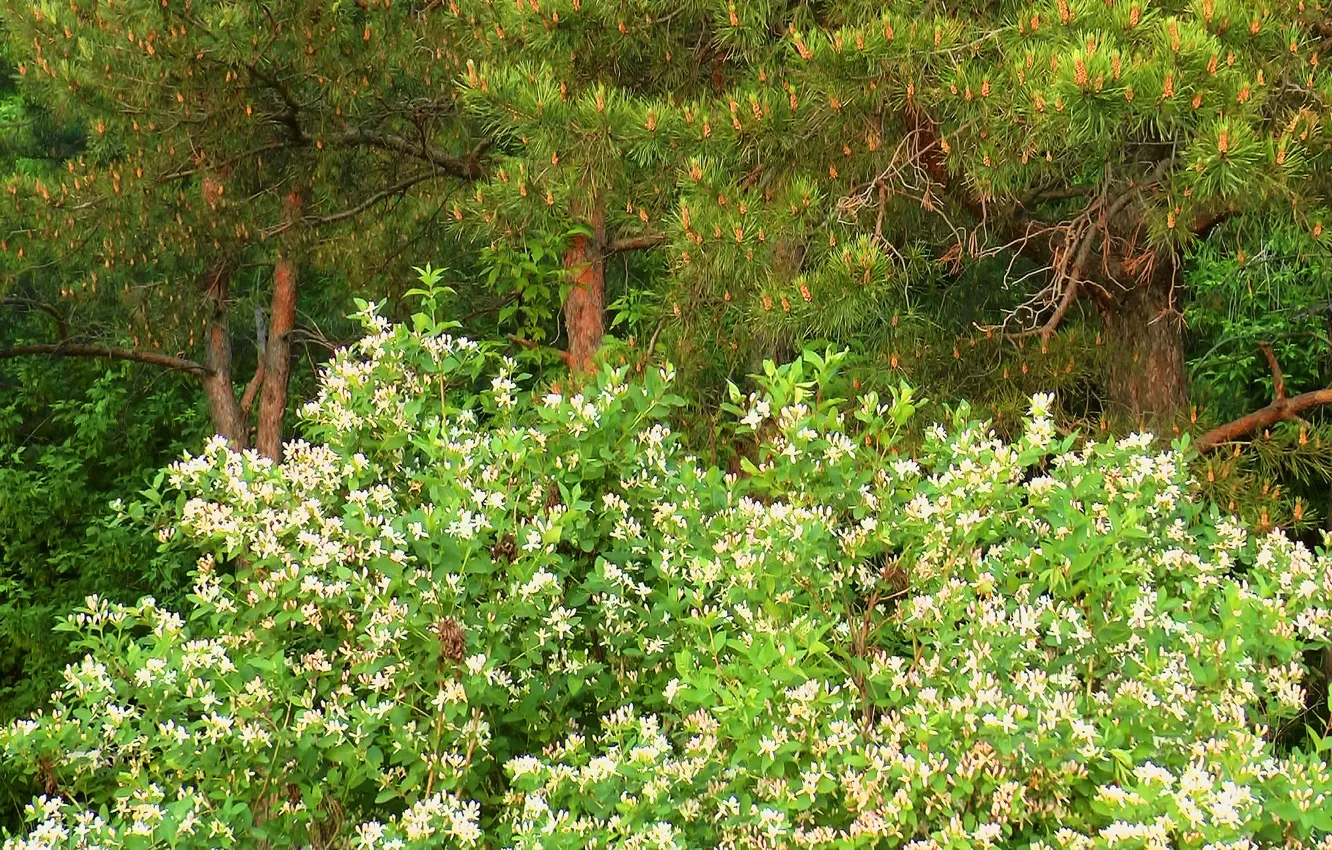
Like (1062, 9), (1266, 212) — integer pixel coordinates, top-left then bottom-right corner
(3, 302), (1332, 850)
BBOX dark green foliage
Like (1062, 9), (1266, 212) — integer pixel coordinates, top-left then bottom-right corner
(0, 353), (205, 826)
(1188, 225), (1332, 422)
(1186, 223), (1332, 531)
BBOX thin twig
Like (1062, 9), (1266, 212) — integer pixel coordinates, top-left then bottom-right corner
(1, 297), (68, 339)
(1260, 342), (1286, 400)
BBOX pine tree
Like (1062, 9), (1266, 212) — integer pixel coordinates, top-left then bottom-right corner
(439, 0), (1332, 428)
(7, 0), (1332, 436)
(1, 0), (487, 456)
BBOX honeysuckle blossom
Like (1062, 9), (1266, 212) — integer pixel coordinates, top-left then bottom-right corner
(4, 307), (1332, 850)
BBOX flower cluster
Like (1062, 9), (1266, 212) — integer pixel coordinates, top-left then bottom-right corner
(4, 306), (1331, 849)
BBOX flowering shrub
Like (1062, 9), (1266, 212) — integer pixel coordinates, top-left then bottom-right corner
(4, 301), (1332, 850)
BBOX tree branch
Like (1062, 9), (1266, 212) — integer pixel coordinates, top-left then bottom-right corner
(1194, 388), (1332, 450)
(0, 343), (210, 376)
(1004, 166), (1167, 339)
(605, 232), (667, 253)
(239, 361), (265, 423)
(1, 297), (68, 339)
(507, 333), (541, 350)
(1009, 279), (1081, 340)
(247, 64), (306, 144)
(263, 172), (448, 237)
(1260, 342), (1286, 400)
(201, 263), (247, 447)
(1195, 344), (1332, 449)
(338, 128), (489, 179)
(507, 333), (574, 367)
(1019, 184), (1098, 207)
(158, 141), (294, 184)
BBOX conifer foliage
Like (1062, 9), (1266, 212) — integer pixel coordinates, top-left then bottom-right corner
(1, 0), (488, 455)
(4, 0), (1332, 433)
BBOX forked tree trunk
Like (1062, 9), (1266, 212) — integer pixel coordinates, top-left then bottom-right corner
(201, 264), (247, 448)
(256, 190), (302, 460)
(562, 204), (606, 374)
(1100, 274), (1189, 430)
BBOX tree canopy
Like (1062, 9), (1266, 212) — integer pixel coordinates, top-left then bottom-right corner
(5, 0), (1332, 429)
(3, 0), (1332, 841)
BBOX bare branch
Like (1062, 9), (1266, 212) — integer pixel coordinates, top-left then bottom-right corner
(644, 318), (666, 363)
(606, 232), (667, 253)
(1, 297), (68, 339)
(1195, 388), (1332, 450)
(1260, 343), (1286, 400)
(1195, 344), (1332, 449)
(1008, 279), (1081, 341)
(0, 343), (210, 376)
(874, 181), (888, 244)
(338, 129), (489, 180)
(264, 172), (447, 238)
(1002, 162), (1169, 339)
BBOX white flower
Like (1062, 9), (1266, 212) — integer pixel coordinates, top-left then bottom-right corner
(464, 654), (487, 675)
(1029, 392), (1055, 420)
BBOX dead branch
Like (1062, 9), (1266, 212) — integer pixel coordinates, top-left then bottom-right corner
(874, 181), (888, 244)
(1001, 162), (1169, 338)
(1261, 342), (1286, 400)
(1, 297), (68, 339)
(605, 232), (667, 253)
(0, 343), (210, 376)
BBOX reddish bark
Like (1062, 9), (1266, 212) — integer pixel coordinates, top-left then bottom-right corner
(1194, 344), (1332, 450)
(201, 264), (248, 448)
(239, 361), (266, 425)
(256, 191), (303, 460)
(606, 232), (667, 253)
(1194, 388), (1332, 450)
(562, 205), (606, 374)
(1100, 276), (1190, 428)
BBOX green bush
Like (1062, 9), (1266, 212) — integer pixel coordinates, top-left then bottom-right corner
(3, 299), (1332, 850)
(0, 361), (203, 715)
(0, 358), (206, 828)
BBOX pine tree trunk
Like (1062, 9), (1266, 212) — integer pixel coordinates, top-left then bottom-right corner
(256, 191), (302, 460)
(562, 204), (606, 374)
(201, 263), (247, 448)
(1100, 275), (1189, 429)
